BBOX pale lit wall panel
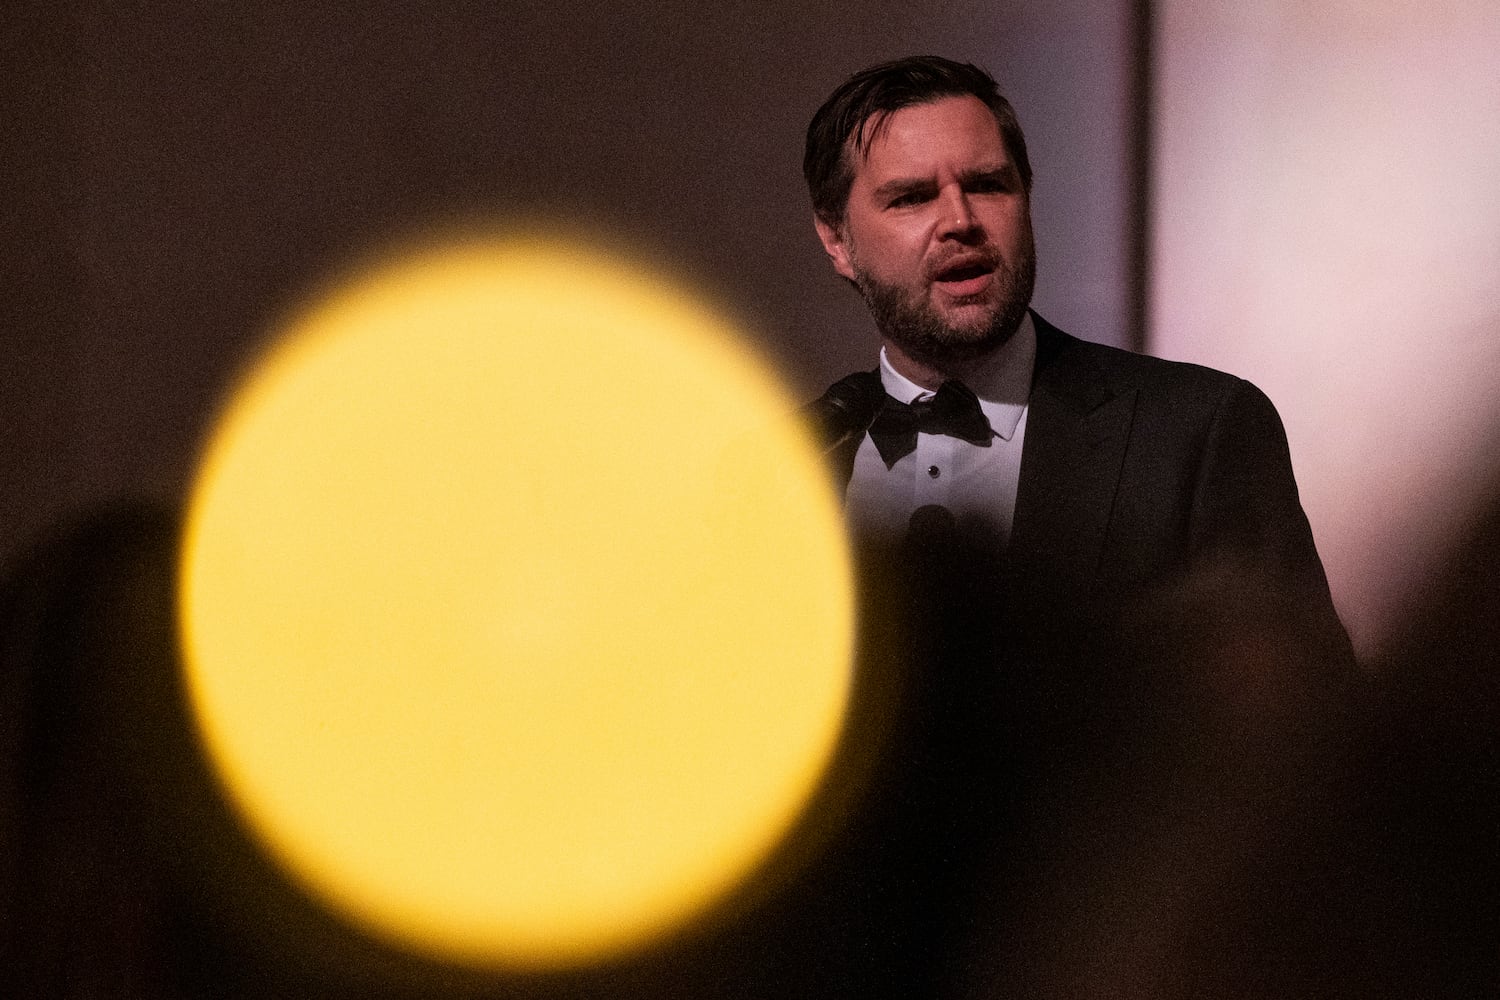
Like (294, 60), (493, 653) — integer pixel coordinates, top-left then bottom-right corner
(1151, 2), (1500, 656)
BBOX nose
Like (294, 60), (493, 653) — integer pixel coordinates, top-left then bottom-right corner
(935, 187), (979, 241)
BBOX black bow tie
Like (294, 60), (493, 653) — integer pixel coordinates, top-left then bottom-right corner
(868, 380), (993, 467)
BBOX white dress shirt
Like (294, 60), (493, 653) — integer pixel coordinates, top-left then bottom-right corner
(844, 312), (1036, 550)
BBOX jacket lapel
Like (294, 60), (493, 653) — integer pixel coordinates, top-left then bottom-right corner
(1005, 318), (1136, 621)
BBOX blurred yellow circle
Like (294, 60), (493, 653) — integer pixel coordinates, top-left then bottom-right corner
(178, 236), (852, 968)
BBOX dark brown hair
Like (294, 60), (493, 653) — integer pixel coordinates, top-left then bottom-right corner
(804, 55), (1033, 227)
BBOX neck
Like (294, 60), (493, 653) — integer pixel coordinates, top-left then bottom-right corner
(883, 340), (995, 391)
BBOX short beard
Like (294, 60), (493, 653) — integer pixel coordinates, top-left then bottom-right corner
(853, 245), (1036, 372)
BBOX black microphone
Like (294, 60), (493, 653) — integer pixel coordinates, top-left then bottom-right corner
(906, 503), (958, 548)
(800, 371), (885, 454)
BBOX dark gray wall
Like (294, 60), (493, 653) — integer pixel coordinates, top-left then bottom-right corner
(3, 0), (1141, 573)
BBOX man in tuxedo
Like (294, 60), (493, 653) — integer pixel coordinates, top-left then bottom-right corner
(803, 54), (1348, 652)
(784, 56), (1354, 996)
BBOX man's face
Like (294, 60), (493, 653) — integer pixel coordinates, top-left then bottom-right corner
(815, 95), (1036, 373)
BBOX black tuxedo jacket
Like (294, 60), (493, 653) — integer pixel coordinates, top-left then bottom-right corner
(810, 311), (1349, 652)
(780, 312), (1353, 997)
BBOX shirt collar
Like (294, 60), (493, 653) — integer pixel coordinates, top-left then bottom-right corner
(877, 311), (1036, 442)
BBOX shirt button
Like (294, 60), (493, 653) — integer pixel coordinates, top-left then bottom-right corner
(927, 465), (941, 479)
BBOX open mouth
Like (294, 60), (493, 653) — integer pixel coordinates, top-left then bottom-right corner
(931, 257), (996, 297)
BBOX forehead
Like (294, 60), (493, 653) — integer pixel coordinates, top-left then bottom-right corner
(850, 95), (1009, 185)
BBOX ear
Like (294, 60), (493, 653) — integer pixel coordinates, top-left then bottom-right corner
(813, 214), (857, 283)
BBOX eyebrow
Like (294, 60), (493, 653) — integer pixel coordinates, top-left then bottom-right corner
(870, 164), (1017, 201)
(963, 165), (1019, 186)
(870, 177), (933, 201)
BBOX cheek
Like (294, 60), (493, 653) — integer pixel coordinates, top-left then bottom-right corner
(853, 229), (927, 280)
(995, 208), (1034, 249)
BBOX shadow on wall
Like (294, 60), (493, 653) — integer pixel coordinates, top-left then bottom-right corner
(1, 494), (1496, 998)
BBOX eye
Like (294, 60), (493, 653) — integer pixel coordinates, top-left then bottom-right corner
(886, 190), (931, 209)
(966, 171), (1015, 195)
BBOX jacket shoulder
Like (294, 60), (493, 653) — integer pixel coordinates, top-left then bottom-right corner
(1032, 314), (1270, 419)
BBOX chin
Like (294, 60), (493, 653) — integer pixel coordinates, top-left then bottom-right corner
(894, 324), (1014, 371)
(947, 307), (1024, 347)
(943, 311), (1007, 341)
(857, 265), (1028, 369)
